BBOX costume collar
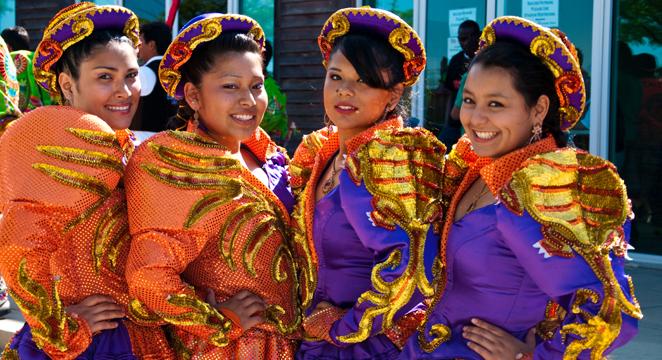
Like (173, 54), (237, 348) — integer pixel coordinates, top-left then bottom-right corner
(191, 126), (276, 163)
(480, 136), (558, 195)
(345, 116), (403, 155)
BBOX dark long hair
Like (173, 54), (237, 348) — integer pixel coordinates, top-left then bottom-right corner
(469, 41), (568, 146)
(329, 33), (408, 119)
(54, 29), (135, 103)
(170, 31), (262, 128)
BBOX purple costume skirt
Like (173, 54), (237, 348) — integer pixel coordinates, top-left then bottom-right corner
(6, 321), (136, 359)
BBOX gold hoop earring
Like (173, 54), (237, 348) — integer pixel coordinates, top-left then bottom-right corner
(324, 113), (334, 133)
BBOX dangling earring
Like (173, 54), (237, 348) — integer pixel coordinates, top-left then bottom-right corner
(324, 113), (333, 133)
(529, 123), (542, 144)
(376, 103), (392, 124)
(187, 110), (200, 132)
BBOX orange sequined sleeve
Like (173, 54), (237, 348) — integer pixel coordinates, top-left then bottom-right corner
(125, 229), (240, 346)
(0, 202), (92, 359)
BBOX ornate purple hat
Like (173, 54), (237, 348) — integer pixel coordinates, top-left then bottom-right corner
(318, 7), (426, 87)
(479, 16), (586, 131)
(33, 2), (140, 98)
(159, 13), (266, 100)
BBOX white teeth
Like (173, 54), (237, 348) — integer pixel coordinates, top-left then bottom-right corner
(475, 130), (498, 140)
(232, 114), (254, 121)
(107, 105), (129, 111)
(338, 105), (355, 110)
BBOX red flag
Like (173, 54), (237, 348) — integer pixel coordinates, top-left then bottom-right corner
(166, 0), (180, 28)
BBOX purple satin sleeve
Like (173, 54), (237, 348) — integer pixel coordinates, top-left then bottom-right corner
(263, 150), (295, 213)
(329, 171), (439, 347)
(495, 208), (639, 359)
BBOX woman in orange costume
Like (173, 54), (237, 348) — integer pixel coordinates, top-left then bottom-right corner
(124, 13), (300, 359)
(0, 3), (173, 359)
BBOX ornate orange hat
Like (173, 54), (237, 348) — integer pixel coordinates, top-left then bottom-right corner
(158, 13), (265, 100)
(318, 7), (426, 87)
(479, 16), (586, 131)
(33, 2), (140, 97)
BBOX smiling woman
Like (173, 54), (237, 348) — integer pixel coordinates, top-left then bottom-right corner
(123, 13), (300, 359)
(0, 2), (174, 359)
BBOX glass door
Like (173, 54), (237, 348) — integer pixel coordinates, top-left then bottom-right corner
(610, 0), (662, 255)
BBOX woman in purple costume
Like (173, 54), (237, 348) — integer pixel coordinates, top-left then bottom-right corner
(401, 16), (642, 359)
(289, 7), (445, 360)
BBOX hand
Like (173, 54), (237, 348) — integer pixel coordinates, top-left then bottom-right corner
(463, 318), (535, 360)
(311, 301), (333, 315)
(207, 289), (265, 330)
(65, 294), (124, 334)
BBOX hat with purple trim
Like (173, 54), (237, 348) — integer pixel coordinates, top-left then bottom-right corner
(479, 16), (585, 131)
(318, 7), (426, 87)
(158, 13), (265, 100)
(33, 2), (140, 98)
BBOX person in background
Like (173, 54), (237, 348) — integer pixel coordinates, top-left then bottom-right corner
(0, 35), (20, 319)
(260, 39), (289, 145)
(133, 21), (176, 132)
(1, 26), (29, 52)
(439, 20), (480, 149)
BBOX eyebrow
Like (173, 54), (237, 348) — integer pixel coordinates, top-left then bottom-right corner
(328, 67), (342, 72)
(463, 88), (509, 98)
(93, 66), (118, 71)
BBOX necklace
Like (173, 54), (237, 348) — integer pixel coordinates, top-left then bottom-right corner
(465, 181), (490, 213)
(321, 153), (343, 195)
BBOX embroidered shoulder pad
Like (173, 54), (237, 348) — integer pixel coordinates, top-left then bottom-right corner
(125, 131), (247, 234)
(499, 149), (630, 257)
(0, 106), (124, 210)
(344, 127), (446, 229)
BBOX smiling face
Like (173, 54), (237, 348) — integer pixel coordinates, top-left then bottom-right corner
(460, 63), (548, 158)
(323, 51), (402, 133)
(59, 41), (140, 130)
(184, 51), (267, 146)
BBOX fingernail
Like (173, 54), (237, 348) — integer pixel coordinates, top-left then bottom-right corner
(471, 318), (478, 324)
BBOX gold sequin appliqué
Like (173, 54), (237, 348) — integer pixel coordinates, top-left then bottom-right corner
(501, 150), (643, 359)
(141, 135), (301, 336)
(336, 128), (445, 343)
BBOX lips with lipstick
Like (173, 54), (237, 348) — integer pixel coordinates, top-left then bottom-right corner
(334, 103), (359, 115)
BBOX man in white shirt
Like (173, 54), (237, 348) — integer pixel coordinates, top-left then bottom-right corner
(134, 21), (176, 132)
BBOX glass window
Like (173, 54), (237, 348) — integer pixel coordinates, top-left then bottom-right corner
(363, 0), (414, 25)
(424, 1), (486, 137)
(0, 0), (15, 30)
(123, 0), (164, 22)
(499, 0), (594, 150)
(240, 0), (274, 72)
(610, 0), (662, 255)
(178, 0), (227, 28)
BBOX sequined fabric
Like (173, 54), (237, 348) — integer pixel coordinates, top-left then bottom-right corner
(124, 128), (299, 359)
(405, 136), (641, 359)
(290, 117), (444, 358)
(0, 106), (173, 359)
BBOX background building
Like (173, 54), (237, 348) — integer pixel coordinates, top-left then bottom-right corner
(1, 0), (660, 260)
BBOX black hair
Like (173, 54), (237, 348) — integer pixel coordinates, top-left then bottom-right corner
(329, 33), (408, 118)
(53, 29), (135, 102)
(263, 39), (273, 69)
(459, 20), (480, 34)
(469, 40), (567, 147)
(173, 31), (263, 127)
(1, 26), (30, 51)
(140, 21), (172, 55)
